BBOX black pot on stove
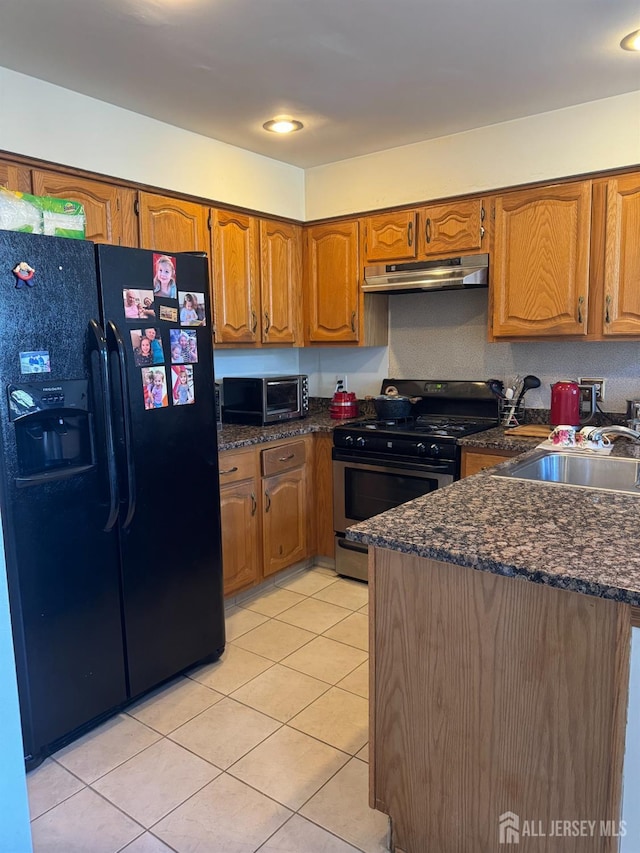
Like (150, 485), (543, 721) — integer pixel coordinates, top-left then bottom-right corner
(368, 386), (420, 420)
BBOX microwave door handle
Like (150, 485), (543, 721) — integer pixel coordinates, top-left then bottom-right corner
(107, 321), (137, 530)
(88, 319), (119, 532)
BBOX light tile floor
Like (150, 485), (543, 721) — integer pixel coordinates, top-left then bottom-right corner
(27, 565), (389, 853)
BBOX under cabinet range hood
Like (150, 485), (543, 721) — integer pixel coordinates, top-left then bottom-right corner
(363, 253), (489, 294)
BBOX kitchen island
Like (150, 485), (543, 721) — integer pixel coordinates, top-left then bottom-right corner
(348, 449), (640, 853)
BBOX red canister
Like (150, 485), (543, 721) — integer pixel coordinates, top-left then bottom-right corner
(329, 391), (359, 420)
(550, 380), (581, 426)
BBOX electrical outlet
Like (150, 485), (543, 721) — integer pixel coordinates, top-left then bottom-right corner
(335, 374), (347, 392)
(578, 377), (605, 402)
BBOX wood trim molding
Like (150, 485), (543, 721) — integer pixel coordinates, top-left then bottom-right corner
(2, 146), (639, 228)
(631, 605), (640, 628)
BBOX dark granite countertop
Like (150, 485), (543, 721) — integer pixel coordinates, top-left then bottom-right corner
(217, 413), (355, 451)
(348, 444), (640, 606)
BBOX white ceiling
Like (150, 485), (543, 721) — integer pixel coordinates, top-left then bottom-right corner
(1, 0), (639, 169)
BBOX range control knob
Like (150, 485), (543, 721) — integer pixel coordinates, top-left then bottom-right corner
(416, 442), (427, 455)
(356, 436), (366, 448)
(429, 443), (441, 457)
(344, 435), (354, 446)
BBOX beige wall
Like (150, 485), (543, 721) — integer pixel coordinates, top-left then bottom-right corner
(305, 91), (640, 219)
(0, 67), (305, 220)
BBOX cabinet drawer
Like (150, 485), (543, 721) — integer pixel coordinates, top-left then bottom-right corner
(218, 447), (256, 484)
(261, 439), (306, 476)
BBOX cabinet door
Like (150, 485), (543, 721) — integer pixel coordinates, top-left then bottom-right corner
(219, 448), (260, 596)
(460, 448), (518, 478)
(262, 467), (307, 576)
(220, 479), (261, 596)
(363, 210), (418, 262)
(260, 219), (302, 345)
(138, 192), (209, 253)
(418, 199), (485, 257)
(602, 174), (640, 336)
(32, 170), (138, 246)
(211, 209), (260, 344)
(305, 220), (360, 343)
(0, 159), (30, 192)
(491, 182), (591, 338)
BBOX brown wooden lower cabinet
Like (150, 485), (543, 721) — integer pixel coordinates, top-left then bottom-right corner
(460, 446), (518, 477)
(261, 437), (310, 577)
(218, 447), (261, 596)
(219, 434), (316, 596)
(370, 548), (630, 853)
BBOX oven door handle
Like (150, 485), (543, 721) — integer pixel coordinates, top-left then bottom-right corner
(337, 538), (368, 554)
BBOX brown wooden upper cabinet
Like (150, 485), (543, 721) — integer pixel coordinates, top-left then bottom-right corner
(363, 199), (486, 264)
(417, 198), (485, 257)
(601, 173), (640, 336)
(304, 220), (360, 343)
(259, 219), (302, 346)
(491, 181), (592, 338)
(210, 208), (260, 345)
(138, 192), (209, 254)
(31, 170), (138, 247)
(305, 219), (388, 346)
(305, 220), (359, 343)
(363, 210), (418, 262)
(0, 158), (31, 193)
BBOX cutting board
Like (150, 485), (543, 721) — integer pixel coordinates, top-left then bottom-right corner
(505, 424), (551, 438)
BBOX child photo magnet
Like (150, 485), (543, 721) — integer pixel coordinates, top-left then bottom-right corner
(131, 328), (164, 366)
(169, 328), (198, 364)
(152, 254), (177, 299)
(142, 367), (168, 410)
(123, 288), (155, 320)
(172, 365), (194, 405)
(178, 291), (206, 326)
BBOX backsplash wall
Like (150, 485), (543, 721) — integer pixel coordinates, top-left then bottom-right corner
(388, 289), (640, 413)
(213, 289), (640, 412)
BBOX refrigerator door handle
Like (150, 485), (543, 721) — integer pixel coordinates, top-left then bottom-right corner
(107, 321), (137, 530)
(88, 319), (119, 531)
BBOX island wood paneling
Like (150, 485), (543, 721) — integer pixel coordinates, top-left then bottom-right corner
(371, 549), (631, 853)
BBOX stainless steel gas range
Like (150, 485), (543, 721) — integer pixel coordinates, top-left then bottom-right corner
(332, 379), (499, 581)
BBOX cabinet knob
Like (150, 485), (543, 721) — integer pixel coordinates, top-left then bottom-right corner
(250, 492), (257, 516)
(264, 311), (270, 336)
(351, 311), (356, 333)
(220, 466), (239, 476)
(407, 221), (413, 248)
(577, 295), (585, 325)
(425, 218), (432, 244)
(264, 491), (271, 512)
(605, 294), (611, 324)
(251, 310), (257, 334)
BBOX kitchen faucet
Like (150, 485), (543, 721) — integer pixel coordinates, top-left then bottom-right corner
(589, 424), (640, 442)
(588, 425), (640, 490)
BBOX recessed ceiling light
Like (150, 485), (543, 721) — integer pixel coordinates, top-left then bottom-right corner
(263, 118), (304, 134)
(620, 28), (640, 51)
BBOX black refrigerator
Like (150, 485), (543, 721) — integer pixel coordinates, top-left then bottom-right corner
(0, 232), (225, 769)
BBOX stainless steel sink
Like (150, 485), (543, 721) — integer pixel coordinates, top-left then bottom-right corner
(492, 450), (640, 495)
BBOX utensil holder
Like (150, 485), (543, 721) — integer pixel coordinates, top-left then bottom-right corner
(500, 398), (525, 427)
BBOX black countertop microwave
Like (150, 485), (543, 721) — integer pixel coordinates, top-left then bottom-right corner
(221, 375), (309, 425)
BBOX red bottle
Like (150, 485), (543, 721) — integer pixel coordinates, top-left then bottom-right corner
(550, 380), (581, 426)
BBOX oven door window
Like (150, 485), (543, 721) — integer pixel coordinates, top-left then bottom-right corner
(265, 380), (298, 415)
(344, 467), (439, 522)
